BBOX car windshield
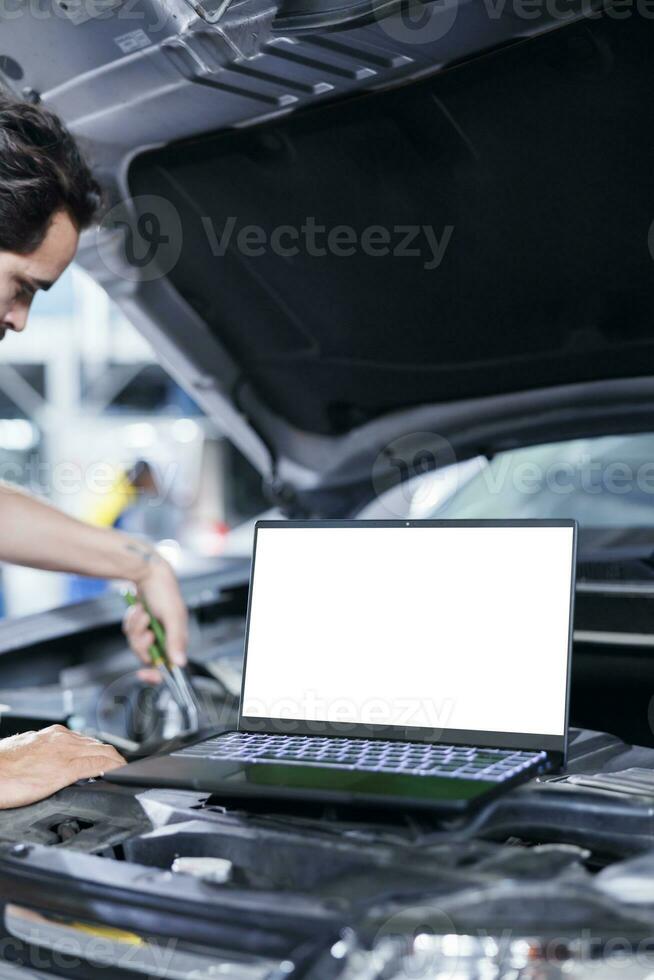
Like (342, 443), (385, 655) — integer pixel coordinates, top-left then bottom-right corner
(435, 435), (654, 523)
(364, 433), (654, 578)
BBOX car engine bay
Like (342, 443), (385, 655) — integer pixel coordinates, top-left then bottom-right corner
(1, 561), (654, 979)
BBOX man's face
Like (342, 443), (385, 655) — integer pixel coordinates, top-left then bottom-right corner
(0, 210), (79, 341)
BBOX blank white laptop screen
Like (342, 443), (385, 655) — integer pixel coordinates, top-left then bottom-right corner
(241, 525), (575, 737)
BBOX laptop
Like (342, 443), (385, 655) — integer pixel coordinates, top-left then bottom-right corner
(109, 519), (577, 814)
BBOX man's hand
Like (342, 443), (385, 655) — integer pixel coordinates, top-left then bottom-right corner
(0, 485), (189, 683)
(0, 726), (126, 810)
(123, 554), (188, 684)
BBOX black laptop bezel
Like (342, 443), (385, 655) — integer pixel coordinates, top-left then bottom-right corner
(237, 519), (577, 769)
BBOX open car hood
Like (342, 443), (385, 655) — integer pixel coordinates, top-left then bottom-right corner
(3, 0), (654, 510)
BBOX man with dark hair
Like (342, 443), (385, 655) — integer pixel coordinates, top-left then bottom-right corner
(0, 94), (190, 808)
(0, 94), (101, 256)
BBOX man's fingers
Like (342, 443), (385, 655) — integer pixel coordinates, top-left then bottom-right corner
(124, 603), (167, 668)
(41, 724), (69, 736)
(40, 727), (122, 752)
(42, 726), (101, 745)
(72, 753), (126, 780)
(73, 741), (126, 765)
(123, 605), (150, 663)
(76, 737), (124, 755)
(128, 560), (189, 670)
(129, 629), (156, 665)
(159, 604), (188, 667)
(137, 667), (163, 685)
(123, 604), (149, 637)
(123, 602), (145, 631)
(74, 734), (118, 746)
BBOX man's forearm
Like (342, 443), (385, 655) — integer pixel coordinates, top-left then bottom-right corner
(0, 482), (156, 584)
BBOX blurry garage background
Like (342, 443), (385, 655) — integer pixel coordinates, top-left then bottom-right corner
(0, 265), (267, 618)
(3, 263), (654, 622)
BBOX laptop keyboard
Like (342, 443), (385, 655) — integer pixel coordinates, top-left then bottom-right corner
(173, 733), (547, 782)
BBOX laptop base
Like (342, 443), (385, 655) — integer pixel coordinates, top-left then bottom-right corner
(107, 741), (547, 815)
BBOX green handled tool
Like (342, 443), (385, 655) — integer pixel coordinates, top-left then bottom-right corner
(123, 589), (200, 731)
